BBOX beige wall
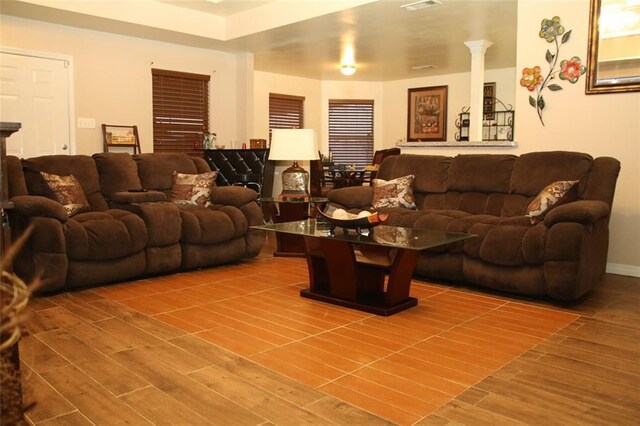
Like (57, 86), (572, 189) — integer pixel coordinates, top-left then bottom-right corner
(512, 0), (640, 273)
(1, 2), (638, 272)
(0, 15), (240, 154)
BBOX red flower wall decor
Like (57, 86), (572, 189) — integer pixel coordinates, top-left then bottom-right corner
(520, 16), (586, 125)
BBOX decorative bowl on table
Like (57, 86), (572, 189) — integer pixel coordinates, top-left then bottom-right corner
(214, 144), (225, 149)
(317, 207), (388, 235)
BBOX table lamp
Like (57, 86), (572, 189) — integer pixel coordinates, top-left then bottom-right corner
(269, 129), (319, 200)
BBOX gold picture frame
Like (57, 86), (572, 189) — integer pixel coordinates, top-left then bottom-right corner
(407, 85), (448, 141)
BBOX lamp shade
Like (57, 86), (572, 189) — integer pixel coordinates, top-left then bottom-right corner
(269, 129), (319, 161)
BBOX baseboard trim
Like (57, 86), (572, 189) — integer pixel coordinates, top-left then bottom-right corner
(606, 263), (640, 278)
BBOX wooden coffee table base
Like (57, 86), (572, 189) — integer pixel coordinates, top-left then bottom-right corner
(300, 237), (419, 316)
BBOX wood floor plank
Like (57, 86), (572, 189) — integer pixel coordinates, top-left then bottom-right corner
(39, 365), (151, 424)
(19, 334), (69, 374)
(429, 399), (526, 426)
(169, 334), (328, 407)
(189, 365), (329, 425)
(21, 364), (75, 424)
(89, 299), (187, 340)
(35, 329), (149, 395)
(110, 347), (264, 425)
(120, 386), (213, 426)
(91, 317), (165, 348)
(36, 410), (93, 425)
(303, 395), (395, 425)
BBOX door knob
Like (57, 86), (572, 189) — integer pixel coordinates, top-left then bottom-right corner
(62, 144), (68, 150)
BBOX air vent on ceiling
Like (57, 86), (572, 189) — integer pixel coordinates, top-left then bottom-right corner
(412, 64), (438, 70)
(401, 0), (442, 11)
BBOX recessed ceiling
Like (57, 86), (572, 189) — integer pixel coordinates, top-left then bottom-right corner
(0, 0), (518, 81)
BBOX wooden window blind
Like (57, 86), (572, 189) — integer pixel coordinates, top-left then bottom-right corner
(152, 68), (210, 156)
(269, 93), (305, 132)
(328, 99), (374, 167)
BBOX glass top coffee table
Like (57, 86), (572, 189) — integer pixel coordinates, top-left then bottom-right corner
(252, 219), (473, 316)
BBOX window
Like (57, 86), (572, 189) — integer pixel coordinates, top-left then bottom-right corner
(152, 68), (209, 156)
(328, 99), (374, 167)
(269, 93), (304, 134)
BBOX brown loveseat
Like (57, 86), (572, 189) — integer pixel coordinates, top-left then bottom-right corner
(6, 152), (265, 294)
(328, 151), (620, 301)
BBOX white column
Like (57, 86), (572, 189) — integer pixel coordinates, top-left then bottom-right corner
(236, 52), (254, 144)
(464, 40), (493, 142)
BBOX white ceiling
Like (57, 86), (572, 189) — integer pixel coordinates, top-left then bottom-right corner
(1, 0), (518, 81)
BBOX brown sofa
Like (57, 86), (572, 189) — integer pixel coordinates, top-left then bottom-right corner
(6, 152), (265, 294)
(328, 151), (620, 301)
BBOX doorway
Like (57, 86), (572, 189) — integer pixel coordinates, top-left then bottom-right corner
(0, 47), (75, 158)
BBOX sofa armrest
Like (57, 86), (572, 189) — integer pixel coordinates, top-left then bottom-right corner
(111, 190), (167, 204)
(327, 186), (374, 209)
(10, 195), (68, 222)
(210, 186), (258, 207)
(543, 200), (610, 226)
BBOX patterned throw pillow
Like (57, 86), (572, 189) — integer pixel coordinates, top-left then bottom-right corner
(526, 180), (578, 224)
(40, 171), (90, 217)
(170, 171), (218, 207)
(372, 175), (416, 209)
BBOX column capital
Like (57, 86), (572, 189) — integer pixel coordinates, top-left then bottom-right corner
(464, 40), (494, 55)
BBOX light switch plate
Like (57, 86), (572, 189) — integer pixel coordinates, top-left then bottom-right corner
(77, 117), (96, 128)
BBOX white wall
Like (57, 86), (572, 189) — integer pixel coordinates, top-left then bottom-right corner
(0, 16), (240, 154)
(513, 0), (640, 272)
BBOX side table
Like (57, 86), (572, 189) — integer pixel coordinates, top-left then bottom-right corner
(261, 197), (327, 257)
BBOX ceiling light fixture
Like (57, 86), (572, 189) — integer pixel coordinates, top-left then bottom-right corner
(401, 0), (442, 11)
(341, 64), (356, 76)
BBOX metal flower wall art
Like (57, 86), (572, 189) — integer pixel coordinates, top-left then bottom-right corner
(521, 16), (586, 125)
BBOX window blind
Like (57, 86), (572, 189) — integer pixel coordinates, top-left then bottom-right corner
(152, 68), (210, 156)
(269, 93), (305, 132)
(328, 99), (374, 167)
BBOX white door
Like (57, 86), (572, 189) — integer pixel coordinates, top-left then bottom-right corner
(0, 49), (74, 158)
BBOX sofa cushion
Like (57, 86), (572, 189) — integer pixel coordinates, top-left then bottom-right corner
(508, 151), (592, 196)
(526, 180), (578, 224)
(170, 171), (218, 207)
(93, 152), (143, 198)
(377, 155), (452, 194)
(40, 172), (90, 217)
(65, 210), (147, 260)
(134, 153), (200, 196)
(179, 205), (247, 244)
(22, 155), (109, 211)
(372, 175), (416, 209)
(448, 154), (516, 193)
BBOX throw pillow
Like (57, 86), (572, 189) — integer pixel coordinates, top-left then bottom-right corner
(526, 180), (578, 224)
(40, 171), (90, 217)
(170, 171), (218, 207)
(372, 175), (416, 209)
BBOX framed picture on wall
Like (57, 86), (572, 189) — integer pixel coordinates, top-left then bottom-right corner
(407, 85), (448, 141)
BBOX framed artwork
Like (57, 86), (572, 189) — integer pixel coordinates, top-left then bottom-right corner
(102, 124), (141, 153)
(483, 82), (496, 120)
(407, 85), (448, 141)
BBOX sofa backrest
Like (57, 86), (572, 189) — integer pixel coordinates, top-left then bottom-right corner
(133, 153), (212, 198)
(18, 154), (109, 211)
(93, 152), (143, 201)
(376, 151), (620, 217)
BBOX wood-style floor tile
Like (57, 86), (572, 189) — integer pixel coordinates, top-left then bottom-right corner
(20, 248), (636, 425)
(320, 381), (423, 426)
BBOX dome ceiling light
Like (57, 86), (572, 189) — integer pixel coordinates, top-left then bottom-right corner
(341, 64), (357, 76)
